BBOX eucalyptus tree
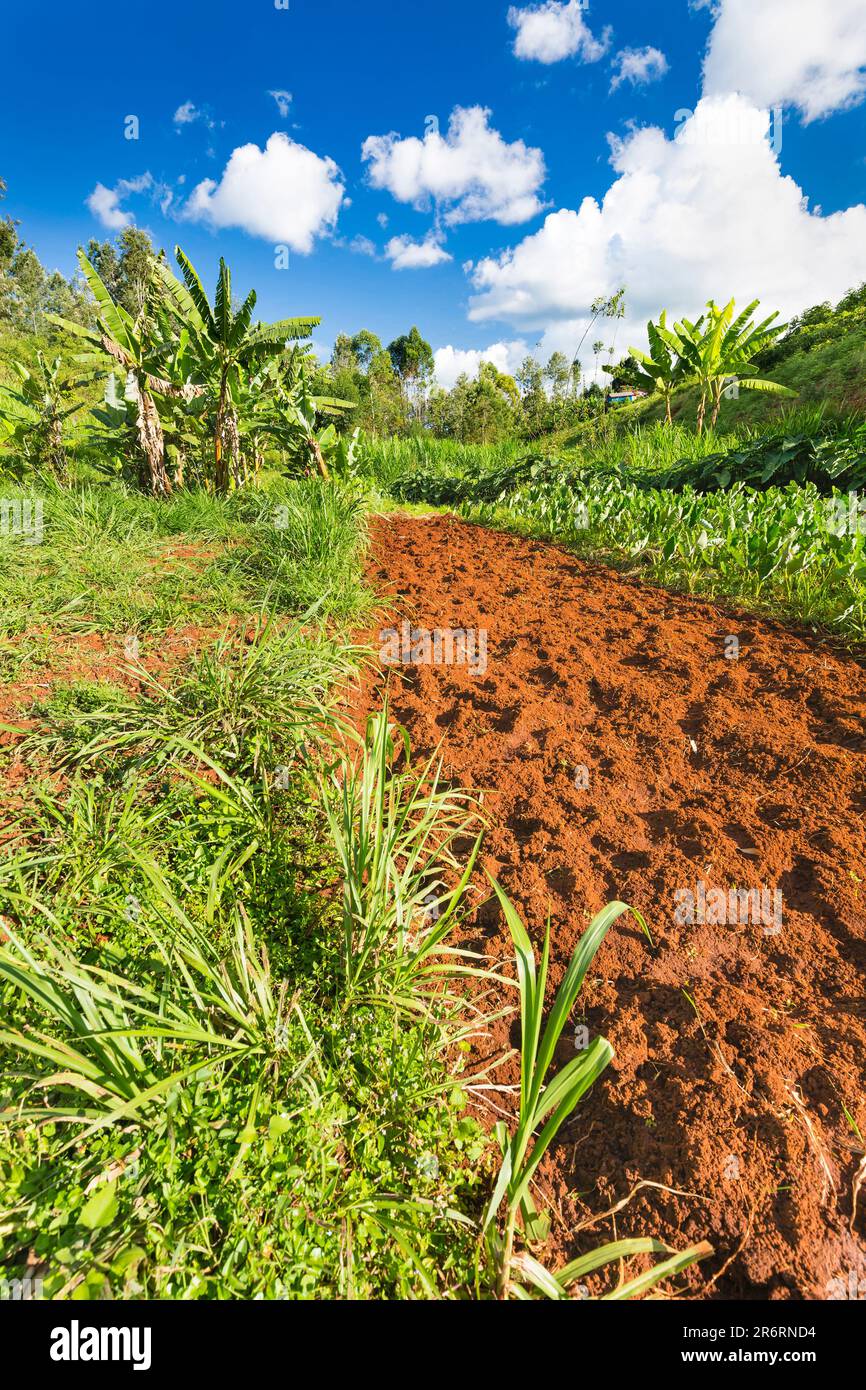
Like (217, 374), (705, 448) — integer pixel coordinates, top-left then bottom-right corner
(154, 247), (319, 493)
(573, 287), (626, 379)
(387, 326), (434, 424)
(350, 329), (382, 372)
(87, 227), (159, 321)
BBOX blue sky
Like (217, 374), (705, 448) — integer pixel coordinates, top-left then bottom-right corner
(3, 0), (866, 382)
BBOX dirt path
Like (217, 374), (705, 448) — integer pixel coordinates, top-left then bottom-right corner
(355, 511), (866, 1300)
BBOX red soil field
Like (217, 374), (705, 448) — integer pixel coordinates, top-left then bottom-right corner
(355, 511), (866, 1300)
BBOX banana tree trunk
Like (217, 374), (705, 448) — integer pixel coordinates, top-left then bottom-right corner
(47, 416), (67, 481)
(214, 374), (232, 494)
(226, 410), (241, 488)
(130, 374), (171, 497)
(101, 339), (176, 497)
(214, 408), (240, 493)
(696, 389), (707, 436)
(309, 435), (330, 480)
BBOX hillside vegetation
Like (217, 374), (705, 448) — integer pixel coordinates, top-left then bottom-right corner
(588, 289), (866, 439)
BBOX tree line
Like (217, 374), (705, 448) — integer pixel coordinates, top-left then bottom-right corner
(0, 178), (801, 483)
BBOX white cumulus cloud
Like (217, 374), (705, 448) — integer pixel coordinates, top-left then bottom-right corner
(467, 95), (866, 364)
(508, 0), (611, 65)
(86, 174), (154, 229)
(362, 106), (547, 226)
(701, 0), (866, 122)
(433, 340), (530, 389)
(610, 46), (669, 92)
(183, 133), (345, 252)
(385, 235), (453, 270)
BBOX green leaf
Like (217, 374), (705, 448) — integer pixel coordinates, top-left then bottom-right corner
(153, 256), (207, 335)
(76, 251), (135, 357)
(603, 1240), (714, 1299)
(174, 246), (216, 334)
(79, 1180), (118, 1230)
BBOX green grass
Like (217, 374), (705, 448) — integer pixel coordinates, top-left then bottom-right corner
(483, 880), (711, 1300)
(0, 478), (371, 650)
(220, 480), (373, 621)
(362, 436), (529, 497)
(0, 765), (489, 1298)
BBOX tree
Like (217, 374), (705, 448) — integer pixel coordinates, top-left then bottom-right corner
(350, 329), (382, 372)
(154, 247), (319, 492)
(544, 351), (571, 430)
(466, 361), (518, 443)
(676, 299), (795, 432)
(0, 216), (18, 321)
(116, 228), (159, 320)
(544, 351), (570, 398)
(330, 333), (358, 375)
(622, 312), (687, 424)
(836, 283), (866, 315)
(387, 326), (434, 422)
(48, 250), (195, 496)
(8, 248), (47, 334)
(0, 175), (17, 323)
(387, 325), (434, 384)
(516, 355), (547, 438)
(86, 228), (159, 319)
(573, 287), (626, 379)
(367, 347), (405, 434)
(248, 355), (356, 480)
(0, 351), (92, 479)
(86, 238), (122, 304)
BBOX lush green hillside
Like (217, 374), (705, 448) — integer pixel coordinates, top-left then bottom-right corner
(578, 299), (866, 443)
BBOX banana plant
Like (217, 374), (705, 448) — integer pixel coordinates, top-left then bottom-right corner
(0, 351), (92, 480)
(88, 372), (203, 489)
(484, 878), (712, 1300)
(623, 312), (688, 425)
(47, 252), (199, 495)
(154, 247), (320, 493)
(675, 299), (795, 433)
(87, 371), (139, 475)
(249, 359), (356, 480)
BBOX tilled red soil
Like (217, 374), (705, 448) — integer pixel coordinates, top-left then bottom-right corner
(354, 512), (866, 1300)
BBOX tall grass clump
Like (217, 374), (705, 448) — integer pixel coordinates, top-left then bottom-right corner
(364, 436), (529, 496)
(483, 880), (712, 1300)
(24, 612), (364, 781)
(226, 480), (371, 620)
(318, 706), (483, 1003)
